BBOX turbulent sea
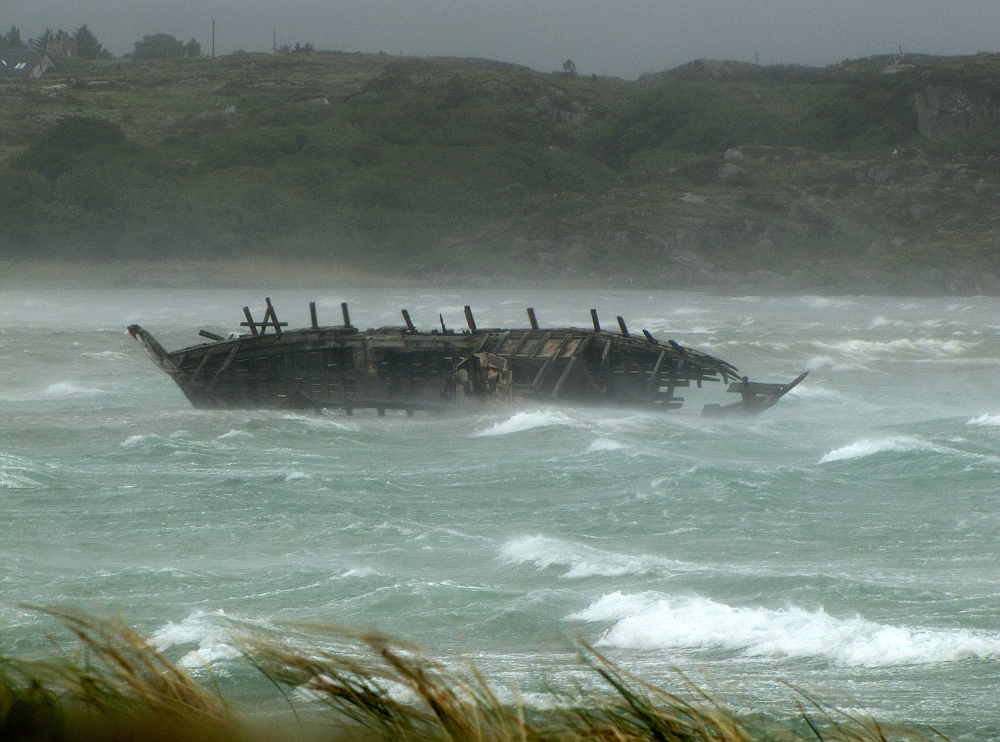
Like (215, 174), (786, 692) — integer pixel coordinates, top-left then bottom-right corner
(2, 288), (999, 737)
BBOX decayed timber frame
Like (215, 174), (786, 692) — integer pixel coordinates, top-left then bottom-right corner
(128, 299), (805, 416)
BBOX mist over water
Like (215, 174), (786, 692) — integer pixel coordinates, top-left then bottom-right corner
(2, 288), (999, 737)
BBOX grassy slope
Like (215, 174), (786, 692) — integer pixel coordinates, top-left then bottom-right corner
(3, 51), (1000, 290)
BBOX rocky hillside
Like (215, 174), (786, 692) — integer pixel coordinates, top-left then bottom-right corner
(4, 51), (1000, 293)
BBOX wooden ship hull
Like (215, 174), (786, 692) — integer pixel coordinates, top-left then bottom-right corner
(128, 299), (805, 416)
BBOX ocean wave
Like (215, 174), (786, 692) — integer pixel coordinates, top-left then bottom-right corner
(151, 610), (242, 672)
(587, 438), (631, 452)
(499, 535), (695, 578)
(281, 413), (360, 431)
(809, 338), (975, 362)
(968, 413), (1000, 427)
(818, 436), (929, 463)
(799, 297), (856, 309)
(0, 459), (43, 489)
(570, 592), (1000, 667)
(818, 436), (1000, 466)
(474, 410), (580, 437)
(42, 381), (108, 398)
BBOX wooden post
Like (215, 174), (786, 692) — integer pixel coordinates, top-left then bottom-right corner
(527, 307), (539, 331)
(464, 305), (477, 332)
(643, 329), (657, 344)
(310, 302), (319, 329)
(242, 307), (258, 336)
(617, 316), (630, 337)
(199, 330), (225, 342)
(264, 297), (282, 335)
(402, 309), (416, 333)
(341, 302), (352, 328)
(591, 309), (601, 332)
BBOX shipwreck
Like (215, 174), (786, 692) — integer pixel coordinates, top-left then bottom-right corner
(128, 299), (805, 417)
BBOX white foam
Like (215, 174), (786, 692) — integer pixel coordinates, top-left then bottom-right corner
(499, 536), (693, 578)
(570, 592), (1000, 667)
(284, 471), (311, 482)
(151, 610), (240, 672)
(121, 434), (154, 448)
(587, 438), (630, 452)
(80, 351), (129, 361)
(818, 436), (927, 463)
(217, 429), (253, 440)
(968, 414), (1000, 427)
(0, 468), (41, 489)
(341, 567), (379, 578)
(800, 297), (855, 309)
(283, 413), (359, 431)
(42, 381), (106, 398)
(811, 338), (974, 362)
(474, 410), (578, 437)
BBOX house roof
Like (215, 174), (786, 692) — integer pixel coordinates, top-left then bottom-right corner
(0, 47), (54, 76)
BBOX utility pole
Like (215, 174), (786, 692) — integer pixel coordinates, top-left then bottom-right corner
(273, 29), (277, 54)
(211, 19), (215, 58)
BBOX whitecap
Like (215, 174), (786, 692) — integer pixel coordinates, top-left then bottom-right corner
(284, 471), (311, 482)
(818, 436), (927, 464)
(217, 429), (253, 440)
(499, 535), (693, 578)
(0, 469), (42, 489)
(282, 414), (359, 431)
(968, 414), (1000, 427)
(587, 438), (630, 452)
(799, 296), (855, 309)
(121, 434), (154, 448)
(811, 338), (974, 362)
(474, 410), (578, 437)
(570, 592), (1000, 667)
(151, 610), (240, 672)
(341, 567), (379, 578)
(42, 381), (106, 398)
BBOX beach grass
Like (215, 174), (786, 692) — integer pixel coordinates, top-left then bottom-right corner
(1, 608), (951, 742)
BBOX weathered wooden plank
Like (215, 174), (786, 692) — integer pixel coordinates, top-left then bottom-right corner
(242, 307), (259, 336)
(617, 316), (630, 337)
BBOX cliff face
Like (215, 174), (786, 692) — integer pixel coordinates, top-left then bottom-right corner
(914, 86), (1000, 138)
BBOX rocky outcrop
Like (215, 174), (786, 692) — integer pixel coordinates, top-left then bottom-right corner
(914, 86), (1000, 138)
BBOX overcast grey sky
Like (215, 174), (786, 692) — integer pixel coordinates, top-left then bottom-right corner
(3, 0), (999, 79)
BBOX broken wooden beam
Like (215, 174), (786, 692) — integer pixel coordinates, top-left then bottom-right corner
(402, 309), (417, 333)
(617, 316), (630, 337)
(527, 307), (539, 331)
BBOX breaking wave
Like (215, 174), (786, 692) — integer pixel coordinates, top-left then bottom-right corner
(499, 536), (696, 578)
(570, 592), (1000, 667)
(968, 414), (1000, 427)
(474, 410), (580, 437)
(151, 610), (242, 672)
(42, 381), (108, 398)
(818, 436), (929, 463)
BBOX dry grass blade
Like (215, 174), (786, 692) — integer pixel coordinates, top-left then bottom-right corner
(565, 641), (755, 742)
(22, 605), (230, 723)
(0, 610), (963, 742)
(239, 625), (530, 742)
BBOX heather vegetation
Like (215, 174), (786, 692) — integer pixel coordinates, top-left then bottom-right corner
(3, 50), (1000, 291)
(0, 609), (951, 742)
